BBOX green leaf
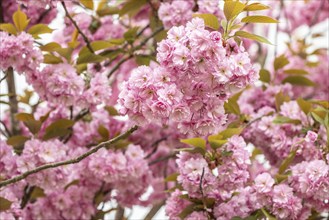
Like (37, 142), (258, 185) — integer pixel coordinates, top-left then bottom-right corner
(108, 38), (126, 45)
(30, 186), (45, 200)
(273, 116), (301, 125)
(124, 27), (139, 43)
(282, 76), (315, 86)
(0, 197), (12, 211)
(119, 0), (147, 17)
(27, 24), (53, 38)
(278, 150), (297, 174)
(275, 91), (290, 111)
(13, 7), (29, 32)
(178, 204), (196, 219)
(261, 208), (277, 220)
(244, 3), (270, 11)
(6, 135), (30, 150)
(77, 48), (105, 64)
(259, 69), (271, 83)
(310, 100), (329, 108)
(224, 97), (240, 115)
(180, 138), (206, 149)
(193, 13), (220, 30)
(15, 113), (41, 134)
(224, 0), (245, 21)
(43, 119), (75, 140)
(53, 47), (74, 61)
(18, 89), (33, 104)
(165, 173), (179, 182)
(104, 106), (119, 116)
(90, 40), (114, 51)
(275, 174), (289, 183)
(234, 31), (272, 45)
(219, 127), (243, 139)
(80, 0), (94, 10)
(135, 55), (153, 66)
(64, 180), (80, 191)
(0, 23), (17, 35)
(39, 42), (61, 52)
(297, 98), (312, 115)
(274, 55), (289, 71)
(283, 69), (309, 75)
(97, 4), (119, 17)
(208, 139), (228, 149)
(241, 16), (278, 23)
(43, 54), (63, 64)
(98, 125), (109, 140)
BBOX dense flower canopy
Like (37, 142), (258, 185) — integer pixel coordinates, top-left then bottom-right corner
(0, 0), (328, 220)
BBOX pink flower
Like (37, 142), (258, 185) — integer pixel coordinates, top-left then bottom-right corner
(254, 173), (275, 194)
(305, 130), (318, 143)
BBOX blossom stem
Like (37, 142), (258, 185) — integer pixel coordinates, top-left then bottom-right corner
(61, 1), (94, 53)
(0, 126), (138, 188)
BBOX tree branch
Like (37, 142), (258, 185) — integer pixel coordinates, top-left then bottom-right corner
(5, 67), (19, 135)
(0, 126), (138, 188)
(61, 1), (94, 53)
(107, 26), (164, 78)
(115, 205), (125, 220)
(144, 200), (165, 220)
(107, 55), (133, 78)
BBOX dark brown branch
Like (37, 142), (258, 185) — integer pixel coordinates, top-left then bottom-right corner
(144, 137), (168, 159)
(115, 205), (125, 220)
(0, 120), (12, 137)
(148, 152), (176, 166)
(5, 67), (19, 135)
(61, 1), (94, 53)
(0, 126), (138, 188)
(144, 200), (166, 220)
(107, 55), (133, 78)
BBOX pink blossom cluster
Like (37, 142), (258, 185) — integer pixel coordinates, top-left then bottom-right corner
(56, 11), (125, 46)
(158, 0), (223, 29)
(0, 132), (154, 219)
(88, 145), (152, 207)
(289, 160), (329, 212)
(166, 135), (252, 218)
(31, 64), (112, 108)
(0, 32), (43, 76)
(17, 0), (57, 8)
(119, 18), (259, 136)
(2, 0), (57, 26)
(283, 0), (329, 32)
(240, 89), (324, 165)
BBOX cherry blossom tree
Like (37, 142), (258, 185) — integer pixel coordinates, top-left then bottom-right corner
(0, 0), (328, 219)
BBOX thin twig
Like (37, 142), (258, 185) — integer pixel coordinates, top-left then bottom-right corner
(0, 72), (8, 83)
(0, 126), (138, 188)
(61, 1), (94, 53)
(144, 137), (168, 159)
(107, 55), (133, 78)
(148, 152), (176, 166)
(107, 26), (164, 78)
(0, 120), (12, 137)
